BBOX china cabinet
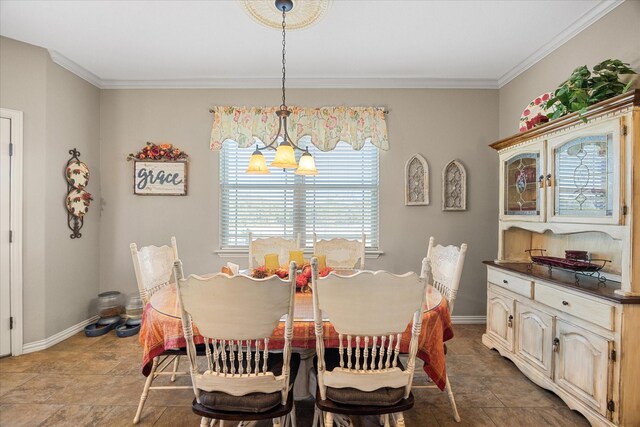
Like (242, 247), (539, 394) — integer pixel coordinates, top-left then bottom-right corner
(484, 90), (640, 427)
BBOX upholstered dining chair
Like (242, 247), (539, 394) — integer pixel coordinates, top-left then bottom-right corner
(130, 237), (189, 424)
(312, 233), (366, 270)
(311, 260), (426, 427)
(174, 259), (299, 427)
(413, 236), (468, 423)
(248, 232), (302, 270)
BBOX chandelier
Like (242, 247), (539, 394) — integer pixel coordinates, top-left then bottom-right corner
(246, 0), (318, 175)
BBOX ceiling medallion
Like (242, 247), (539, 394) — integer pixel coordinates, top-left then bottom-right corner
(241, 0), (330, 31)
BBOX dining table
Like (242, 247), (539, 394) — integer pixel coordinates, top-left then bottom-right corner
(139, 275), (454, 397)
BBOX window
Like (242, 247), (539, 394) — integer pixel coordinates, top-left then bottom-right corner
(220, 138), (379, 249)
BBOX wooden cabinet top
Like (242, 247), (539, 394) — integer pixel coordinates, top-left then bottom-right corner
(484, 261), (640, 304)
(491, 89), (639, 152)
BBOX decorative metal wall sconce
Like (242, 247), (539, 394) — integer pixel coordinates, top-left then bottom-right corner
(405, 154), (430, 206)
(442, 159), (467, 211)
(65, 148), (93, 238)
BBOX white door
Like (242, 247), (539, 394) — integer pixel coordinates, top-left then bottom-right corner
(0, 117), (11, 356)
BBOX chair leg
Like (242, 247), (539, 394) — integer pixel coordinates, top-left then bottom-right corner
(445, 374), (461, 422)
(382, 414), (390, 427)
(272, 417), (282, 427)
(313, 408), (326, 427)
(392, 413), (406, 427)
(170, 355), (180, 382)
(290, 402), (297, 427)
(133, 356), (158, 424)
(200, 417), (210, 427)
(324, 411), (333, 427)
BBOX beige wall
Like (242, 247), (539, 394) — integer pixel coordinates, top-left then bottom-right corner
(0, 37), (48, 343)
(0, 37), (101, 343)
(3, 0), (639, 343)
(499, 0), (640, 138)
(44, 57), (101, 337)
(100, 88), (499, 316)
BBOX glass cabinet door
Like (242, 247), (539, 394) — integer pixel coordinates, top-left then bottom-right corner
(502, 150), (544, 221)
(549, 125), (620, 223)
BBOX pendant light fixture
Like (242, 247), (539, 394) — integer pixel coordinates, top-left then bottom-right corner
(246, 0), (318, 175)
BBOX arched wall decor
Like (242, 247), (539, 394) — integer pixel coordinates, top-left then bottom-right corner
(404, 154), (429, 206)
(442, 159), (467, 211)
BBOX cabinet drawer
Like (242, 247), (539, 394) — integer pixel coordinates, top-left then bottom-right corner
(487, 268), (533, 298)
(535, 283), (614, 330)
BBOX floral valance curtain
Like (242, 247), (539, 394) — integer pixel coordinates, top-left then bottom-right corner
(210, 106), (389, 152)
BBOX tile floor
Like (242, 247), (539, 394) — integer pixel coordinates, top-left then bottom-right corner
(0, 324), (590, 426)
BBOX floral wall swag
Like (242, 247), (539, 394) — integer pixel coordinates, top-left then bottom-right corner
(127, 141), (188, 161)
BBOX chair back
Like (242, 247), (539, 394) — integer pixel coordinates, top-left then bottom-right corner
(423, 236), (467, 314)
(130, 236), (179, 304)
(174, 260), (297, 405)
(311, 260), (426, 400)
(248, 232), (301, 269)
(312, 232), (365, 269)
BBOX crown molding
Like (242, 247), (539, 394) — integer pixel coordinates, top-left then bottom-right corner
(48, 50), (103, 88)
(99, 76), (499, 89)
(47, 0), (622, 91)
(49, 49), (498, 89)
(497, 0), (624, 88)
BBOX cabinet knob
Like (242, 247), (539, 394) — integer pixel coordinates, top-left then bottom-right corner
(538, 175), (545, 188)
(503, 279), (508, 284)
(546, 174), (553, 187)
(562, 300), (569, 306)
(507, 315), (513, 328)
(553, 337), (560, 352)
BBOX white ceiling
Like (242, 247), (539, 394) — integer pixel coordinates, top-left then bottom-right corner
(0, 0), (622, 89)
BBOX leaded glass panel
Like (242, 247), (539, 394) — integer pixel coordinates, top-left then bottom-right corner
(504, 153), (540, 215)
(554, 134), (613, 217)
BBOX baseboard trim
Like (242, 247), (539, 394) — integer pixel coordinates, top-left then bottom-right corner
(451, 315), (486, 324)
(22, 316), (99, 354)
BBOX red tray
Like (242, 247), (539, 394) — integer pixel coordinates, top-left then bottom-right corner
(530, 256), (602, 272)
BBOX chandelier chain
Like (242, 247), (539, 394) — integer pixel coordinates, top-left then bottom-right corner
(281, 6), (287, 110)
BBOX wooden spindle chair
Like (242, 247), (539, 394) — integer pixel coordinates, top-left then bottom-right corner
(174, 260), (300, 427)
(130, 237), (190, 424)
(425, 236), (467, 314)
(312, 232), (366, 270)
(311, 260), (426, 427)
(248, 232), (302, 270)
(413, 236), (468, 423)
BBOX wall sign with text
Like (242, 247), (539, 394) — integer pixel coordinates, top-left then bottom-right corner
(133, 160), (188, 196)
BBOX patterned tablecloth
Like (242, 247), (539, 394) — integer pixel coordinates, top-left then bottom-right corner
(139, 285), (454, 390)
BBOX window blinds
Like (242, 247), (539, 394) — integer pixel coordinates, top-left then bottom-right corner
(220, 139), (379, 249)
